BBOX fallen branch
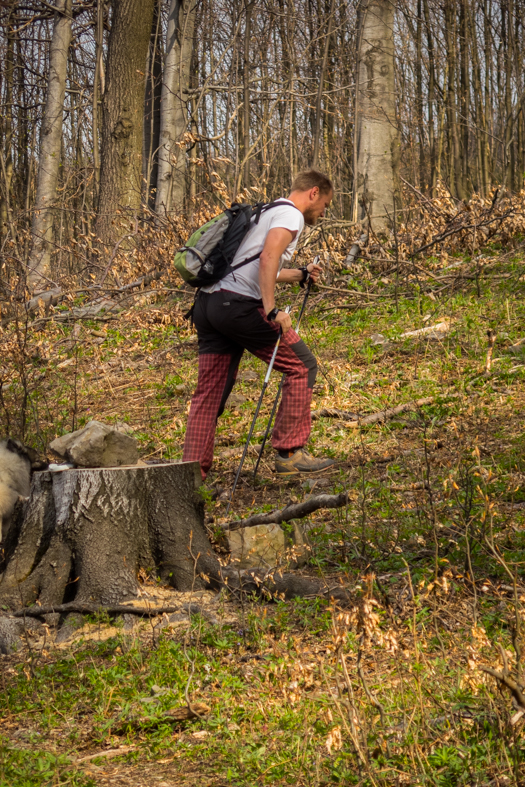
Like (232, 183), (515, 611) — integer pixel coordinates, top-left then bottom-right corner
(76, 746), (136, 764)
(481, 666), (525, 710)
(311, 407), (360, 422)
(358, 396), (435, 425)
(12, 603), (184, 619)
(1, 287), (64, 327)
(225, 492), (348, 531)
(312, 393), (461, 426)
(110, 702), (211, 735)
(222, 567), (354, 604)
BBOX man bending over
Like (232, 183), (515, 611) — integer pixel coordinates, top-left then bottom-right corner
(183, 169), (335, 480)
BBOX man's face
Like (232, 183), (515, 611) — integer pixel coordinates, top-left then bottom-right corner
(303, 188), (333, 226)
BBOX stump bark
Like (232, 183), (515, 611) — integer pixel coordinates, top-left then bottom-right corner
(0, 462), (220, 610)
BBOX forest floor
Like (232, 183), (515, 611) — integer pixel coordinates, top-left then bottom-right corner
(1, 244), (525, 785)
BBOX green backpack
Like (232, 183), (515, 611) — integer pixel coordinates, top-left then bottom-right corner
(174, 200), (296, 287)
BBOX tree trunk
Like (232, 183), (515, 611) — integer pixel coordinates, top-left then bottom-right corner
(92, 0), (105, 203)
(423, 0), (437, 193)
(242, 1), (254, 188)
(143, 0), (163, 212)
(0, 462), (217, 612)
(155, 0), (197, 216)
(416, 0), (424, 189)
(353, 0), (400, 235)
(312, 0), (335, 168)
(0, 9), (15, 242)
(445, 1), (466, 200)
(459, 0), (470, 196)
(28, 0), (72, 292)
(94, 0), (155, 247)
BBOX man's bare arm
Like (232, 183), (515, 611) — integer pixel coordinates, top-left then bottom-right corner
(277, 262), (322, 284)
(258, 227), (295, 333)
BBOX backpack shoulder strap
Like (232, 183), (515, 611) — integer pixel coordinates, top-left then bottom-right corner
(263, 199), (302, 213)
(229, 200), (302, 272)
(252, 199), (302, 225)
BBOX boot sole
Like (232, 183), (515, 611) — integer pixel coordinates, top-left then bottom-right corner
(274, 464), (335, 476)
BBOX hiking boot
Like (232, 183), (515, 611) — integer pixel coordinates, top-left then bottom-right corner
(274, 447), (335, 475)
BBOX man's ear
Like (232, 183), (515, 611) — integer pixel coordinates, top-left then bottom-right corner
(309, 186), (319, 201)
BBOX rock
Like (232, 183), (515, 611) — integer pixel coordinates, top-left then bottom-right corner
(238, 370), (259, 382)
(227, 522), (309, 569)
(227, 393), (247, 406)
(49, 420), (139, 467)
(370, 333), (391, 348)
(0, 617), (23, 654)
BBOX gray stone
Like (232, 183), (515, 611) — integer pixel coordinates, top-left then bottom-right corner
(227, 522), (309, 570)
(49, 420), (139, 468)
(0, 617), (23, 654)
(238, 370), (259, 382)
(227, 393), (247, 406)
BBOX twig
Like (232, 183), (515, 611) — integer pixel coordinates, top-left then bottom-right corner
(224, 492), (348, 531)
(357, 635), (386, 725)
(480, 665), (525, 710)
(483, 329), (497, 376)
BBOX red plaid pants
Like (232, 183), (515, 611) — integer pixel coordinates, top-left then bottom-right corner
(183, 290), (316, 478)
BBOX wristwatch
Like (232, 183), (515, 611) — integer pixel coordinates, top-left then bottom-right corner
(266, 307), (279, 321)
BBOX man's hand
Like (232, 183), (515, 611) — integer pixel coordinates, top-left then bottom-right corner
(307, 261), (322, 283)
(274, 310), (292, 334)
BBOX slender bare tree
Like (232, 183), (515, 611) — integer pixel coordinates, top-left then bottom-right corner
(28, 0), (73, 291)
(155, 0), (197, 216)
(353, 0), (400, 234)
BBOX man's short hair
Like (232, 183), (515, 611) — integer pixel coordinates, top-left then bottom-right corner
(291, 169), (333, 195)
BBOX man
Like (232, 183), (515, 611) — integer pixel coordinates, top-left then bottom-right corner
(183, 169), (334, 480)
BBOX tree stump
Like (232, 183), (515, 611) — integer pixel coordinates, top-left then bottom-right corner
(0, 462), (220, 611)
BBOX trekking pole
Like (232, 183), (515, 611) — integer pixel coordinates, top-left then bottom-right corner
(226, 306), (292, 517)
(252, 256), (318, 483)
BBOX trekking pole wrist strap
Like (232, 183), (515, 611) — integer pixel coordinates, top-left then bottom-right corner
(266, 306), (279, 321)
(299, 266), (310, 288)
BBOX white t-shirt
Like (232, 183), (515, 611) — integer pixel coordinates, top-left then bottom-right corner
(202, 199), (304, 299)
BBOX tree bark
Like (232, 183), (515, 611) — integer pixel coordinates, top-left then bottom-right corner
(28, 0), (72, 292)
(0, 8), (15, 242)
(92, 0), (105, 202)
(155, 0), (197, 216)
(94, 0), (155, 247)
(353, 0), (400, 234)
(312, 0), (335, 168)
(423, 0), (437, 193)
(143, 0), (163, 212)
(0, 462), (217, 611)
(445, 1), (466, 200)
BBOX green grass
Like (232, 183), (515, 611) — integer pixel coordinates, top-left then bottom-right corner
(2, 250), (525, 784)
